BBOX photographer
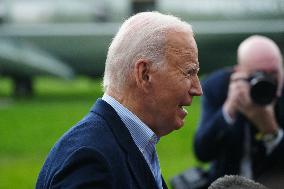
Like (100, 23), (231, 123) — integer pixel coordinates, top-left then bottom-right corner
(193, 35), (284, 187)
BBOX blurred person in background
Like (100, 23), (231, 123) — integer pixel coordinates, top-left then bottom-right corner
(194, 35), (284, 188)
(208, 175), (268, 189)
(36, 11), (202, 189)
(171, 35), (284, 189)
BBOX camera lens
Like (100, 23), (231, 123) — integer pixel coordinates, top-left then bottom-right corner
(249, 72), (277, 105)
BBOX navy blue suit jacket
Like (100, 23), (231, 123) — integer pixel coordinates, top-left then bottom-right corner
(194, 68), (284, 182)
(36, 99), (168, 189)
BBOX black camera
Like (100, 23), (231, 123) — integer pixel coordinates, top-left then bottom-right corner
(248, 71), (278, 105)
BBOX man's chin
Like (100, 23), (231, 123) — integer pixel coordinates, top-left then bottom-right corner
(175, 119), (185, 130)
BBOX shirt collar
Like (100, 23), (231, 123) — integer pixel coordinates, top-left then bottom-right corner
(102, 94), (159, 153)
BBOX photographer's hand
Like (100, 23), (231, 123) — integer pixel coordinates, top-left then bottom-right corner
(223, 72), (249, 121)
(225, 72), (279, 134)
(238, 94), (279, 135)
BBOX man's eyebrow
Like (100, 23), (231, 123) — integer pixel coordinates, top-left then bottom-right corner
(186, 63), (199, 70)
(195, 61), (200, 67)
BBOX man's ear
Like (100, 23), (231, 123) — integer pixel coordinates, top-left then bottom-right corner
(134, 59), (151, 90)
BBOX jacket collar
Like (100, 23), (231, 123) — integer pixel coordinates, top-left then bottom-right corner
(91, 99), (168, 189)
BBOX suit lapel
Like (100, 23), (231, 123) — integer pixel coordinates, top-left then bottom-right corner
(162, 176), (168, 189)
(127, 147), (158, 189)
(91, 99), (159, 189)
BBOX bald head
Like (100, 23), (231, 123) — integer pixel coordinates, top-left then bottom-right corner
(238, 35), (282, 68)
(237, 35), (283, 96)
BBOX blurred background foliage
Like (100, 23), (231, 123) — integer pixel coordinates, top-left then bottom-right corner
(0, 0), (283, 188)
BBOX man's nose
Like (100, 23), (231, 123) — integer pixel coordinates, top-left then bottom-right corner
(190, 76), (203, 96)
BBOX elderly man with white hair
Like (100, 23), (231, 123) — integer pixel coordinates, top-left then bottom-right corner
(36, 11), (202, 189)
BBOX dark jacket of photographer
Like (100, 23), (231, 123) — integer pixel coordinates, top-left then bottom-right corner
(194, 68), (284, 183)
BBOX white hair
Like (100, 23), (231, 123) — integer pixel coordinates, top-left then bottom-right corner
(103, 11), (193, 92)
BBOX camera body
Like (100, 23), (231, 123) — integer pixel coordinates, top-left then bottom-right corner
(248, 71), (278, 105)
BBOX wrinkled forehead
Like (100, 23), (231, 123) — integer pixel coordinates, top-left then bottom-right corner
(166, 31), (196, 49)
(164, 31), (198, 64)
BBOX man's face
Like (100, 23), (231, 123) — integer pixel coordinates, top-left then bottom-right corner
(147, 32), (202, 136)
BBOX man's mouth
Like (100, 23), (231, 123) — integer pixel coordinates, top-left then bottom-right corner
(178, 105), (188, 118)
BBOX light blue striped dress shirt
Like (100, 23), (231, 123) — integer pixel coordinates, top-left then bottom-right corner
(102, 94), (163, 189)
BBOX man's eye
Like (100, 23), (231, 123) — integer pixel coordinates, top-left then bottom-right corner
(187, 69), (198, 76)
(187, 70), (194, 76)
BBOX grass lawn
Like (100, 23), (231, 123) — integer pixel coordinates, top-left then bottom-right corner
(0, 76), (203, 189)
